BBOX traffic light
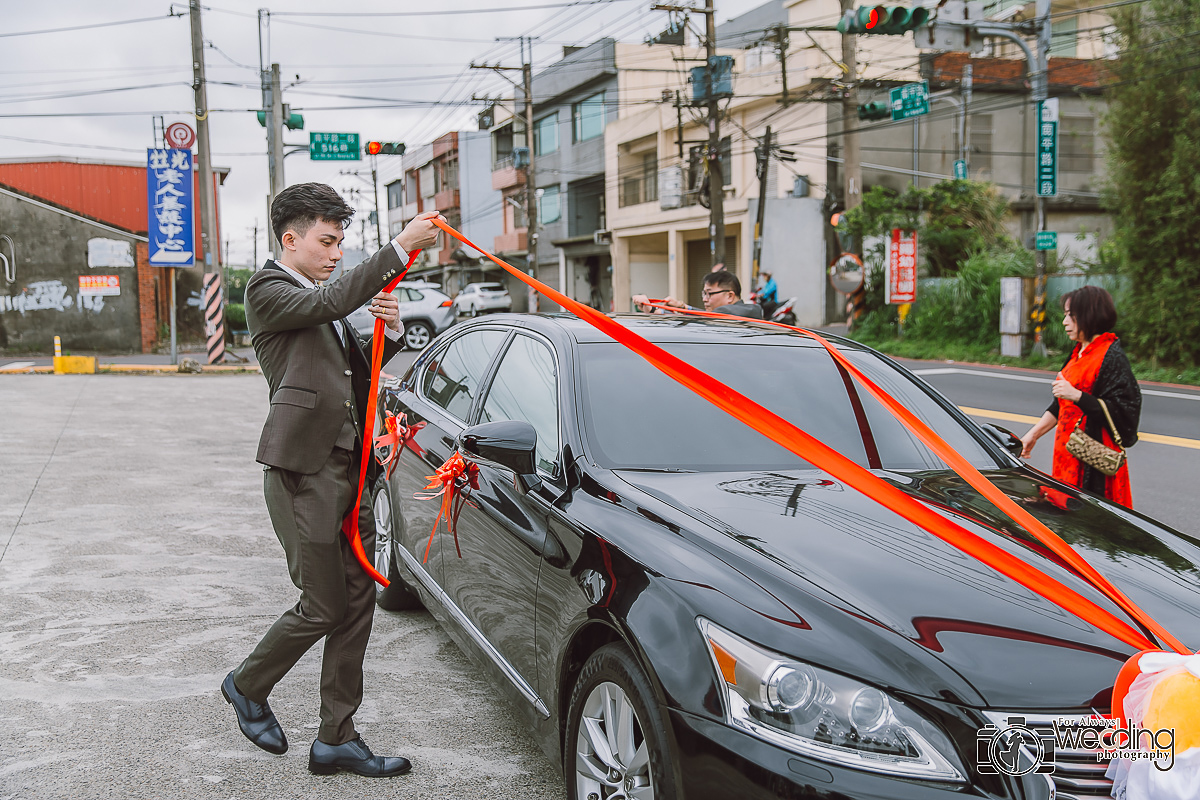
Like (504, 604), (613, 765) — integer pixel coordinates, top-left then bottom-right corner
(255, 109), (304, 130)
(837, 5), (930, 35)
(857, 101), (891, 121)
(365, 141), (405, 156)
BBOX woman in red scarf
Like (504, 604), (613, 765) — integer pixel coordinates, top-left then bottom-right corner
(1019, 286), (1141, 507)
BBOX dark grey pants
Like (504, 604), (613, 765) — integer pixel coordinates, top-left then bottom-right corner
(234, 446), (376, 745)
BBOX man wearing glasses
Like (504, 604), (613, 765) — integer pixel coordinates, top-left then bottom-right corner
(634, 270), (763, 318)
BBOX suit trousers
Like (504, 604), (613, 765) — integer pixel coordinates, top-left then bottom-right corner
(234, 445), (376, 745)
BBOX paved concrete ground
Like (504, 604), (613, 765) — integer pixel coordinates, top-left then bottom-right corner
(0, 374), (564, 799)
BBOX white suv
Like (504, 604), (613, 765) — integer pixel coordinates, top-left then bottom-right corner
(347, 282), (456, 350)
(454, 282), (512, 316)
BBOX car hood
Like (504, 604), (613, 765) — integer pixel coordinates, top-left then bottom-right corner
(614, 467), (1200, 709)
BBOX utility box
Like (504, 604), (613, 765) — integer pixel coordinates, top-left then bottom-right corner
(690, 56), (733, 103)
(999, 276), (1033, 357)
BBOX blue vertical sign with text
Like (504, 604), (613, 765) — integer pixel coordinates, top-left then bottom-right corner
(147, 148), (195, 266)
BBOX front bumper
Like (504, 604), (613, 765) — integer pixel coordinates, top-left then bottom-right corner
(668, 709), (1054, 800)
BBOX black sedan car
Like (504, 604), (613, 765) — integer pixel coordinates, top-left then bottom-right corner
(369, 313), (1200, 800)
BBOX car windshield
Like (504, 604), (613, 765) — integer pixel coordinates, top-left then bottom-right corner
(578, 341), (1001, 472)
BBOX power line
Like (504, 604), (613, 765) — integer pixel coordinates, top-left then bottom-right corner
(0, 14), (176, 39)
(270, 0), (632, 17)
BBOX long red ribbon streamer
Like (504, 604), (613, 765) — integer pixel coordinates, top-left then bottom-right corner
(426, 218), (1184, 655)
(641, 299), (1189, 656)
(340, 249), (421, 588)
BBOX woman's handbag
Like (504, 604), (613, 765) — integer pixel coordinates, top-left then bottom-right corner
(1065, 399), (1127, 476)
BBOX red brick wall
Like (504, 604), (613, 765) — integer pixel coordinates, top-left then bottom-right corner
(135, 242), (160, 354)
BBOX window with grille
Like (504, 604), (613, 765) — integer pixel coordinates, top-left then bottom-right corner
(969, 115), (993, 175)
(534, 113), (559, 156)
(573, 92), (606, 142)
(1060, 115), (1095, 173)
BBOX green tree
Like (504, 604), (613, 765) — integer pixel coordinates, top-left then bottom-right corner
(843, 180), (1013, 277)
(1104, 0), (1200, 366)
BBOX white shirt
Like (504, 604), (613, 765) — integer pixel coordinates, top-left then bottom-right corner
(272, 256), (403, 343)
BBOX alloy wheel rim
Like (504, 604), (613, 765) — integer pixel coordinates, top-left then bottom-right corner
(575, 681), (653, 800)
(405, 324), (431, 349)
(373, 486), (391, 590)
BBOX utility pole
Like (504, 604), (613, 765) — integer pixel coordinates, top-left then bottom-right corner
(752, 127), (771, 289)
(258, 9), (284, 257)
(522, 37), (539, 312)
(252, 222), (258, 268)
(370, 154), (383, 249)
(470, 46), (537, 310)
(839, 0), (862, 211)
(190, 0), (224, 364)
(704, 1), (726, 269)
(1031, 0), (1051, 357)
(961, 63), (972, 168)
(189, 1), (219, 274)
(775, 24), (789, 108)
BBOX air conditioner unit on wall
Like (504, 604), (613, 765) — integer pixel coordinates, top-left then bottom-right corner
(593, 229), (612, 246)
(659, 166), (683, 210)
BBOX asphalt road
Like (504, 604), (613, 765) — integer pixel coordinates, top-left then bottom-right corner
(892, 358), (1200, 536)
(0, 374), (564, 800)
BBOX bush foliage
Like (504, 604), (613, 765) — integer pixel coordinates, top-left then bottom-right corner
(1104, 0), (1200, 367)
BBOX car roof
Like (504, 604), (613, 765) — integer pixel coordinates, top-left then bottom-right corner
(462, 312), (870, 350)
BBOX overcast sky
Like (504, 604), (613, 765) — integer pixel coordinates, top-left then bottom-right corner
(1, 0), (766, 266)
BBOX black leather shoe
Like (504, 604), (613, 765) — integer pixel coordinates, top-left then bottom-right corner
(221, 671), (288, 755)
(308, 736), (412, 777)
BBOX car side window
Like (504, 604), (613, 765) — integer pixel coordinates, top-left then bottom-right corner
(405, 288), (424, 302)
(420, 330), (507, 422)
(479, 334), (560, 475)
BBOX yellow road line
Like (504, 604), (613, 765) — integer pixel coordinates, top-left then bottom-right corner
(959, 406), (1200, 451)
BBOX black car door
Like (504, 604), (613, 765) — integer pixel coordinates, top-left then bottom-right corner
(444, 332), (564, 701)
(388, 327), (509, 586)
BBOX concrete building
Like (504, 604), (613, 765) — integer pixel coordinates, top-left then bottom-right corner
(387, 129), (505, 298)
(485, 38), (625, 312)
(0, 159), (228, 353)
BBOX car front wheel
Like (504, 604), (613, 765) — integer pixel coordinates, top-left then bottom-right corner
(403, 320), (433, 350)
(371, 477), (422, 611)
(566, 643), (679, 800)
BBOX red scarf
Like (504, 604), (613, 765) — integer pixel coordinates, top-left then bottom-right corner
(1051, 332), (1132, 507)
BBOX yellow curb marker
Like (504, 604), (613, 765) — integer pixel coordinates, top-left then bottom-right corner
(959, 406), (1200, 452)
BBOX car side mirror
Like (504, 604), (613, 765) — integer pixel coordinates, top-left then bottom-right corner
(457, 420), (541, 492)
(982, 423), (1024, 458)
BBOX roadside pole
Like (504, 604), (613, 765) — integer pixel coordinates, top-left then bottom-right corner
(189, 0), (224, 364)
(1031, 0), (1051, 357)
(170, 268), (177, 365)
(752, 127), (771, 289)
(840, 0), (863, 212)
(704, 0), (726, 269)
(523, 39), (539, 312)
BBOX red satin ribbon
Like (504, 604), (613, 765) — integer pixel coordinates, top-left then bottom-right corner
(640, 299), (1188, 656)
(415, 451), (479, 562)
(373, 410), (408, 480)
(428, 218), (1185, 655)
(339, 249), (421, 588)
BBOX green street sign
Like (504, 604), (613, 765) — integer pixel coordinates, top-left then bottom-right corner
(310, 132), (361, 161)
(890, 81), (929, 121)
(1035, 231), (1058, 250)
(953, 159), (968, 180)
(1036, 100), (1058, 197)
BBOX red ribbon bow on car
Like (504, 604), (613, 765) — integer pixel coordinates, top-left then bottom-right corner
(415, 451), (479, 563)
(374, 410), (425, 480)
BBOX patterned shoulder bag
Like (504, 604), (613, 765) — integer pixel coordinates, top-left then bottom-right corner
(1065, 399), (1127, 476)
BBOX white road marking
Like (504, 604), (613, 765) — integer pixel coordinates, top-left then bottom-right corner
(0, 361), (35, 372)
(912, 367), (1200, 401)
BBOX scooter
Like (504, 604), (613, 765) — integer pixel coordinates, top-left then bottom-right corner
(751, 291), (798, 327)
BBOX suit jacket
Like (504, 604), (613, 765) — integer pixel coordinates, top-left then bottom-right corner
(246, 246), (406, 475)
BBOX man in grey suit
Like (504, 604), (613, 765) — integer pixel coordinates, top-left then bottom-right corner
(221, 182), (442, 777)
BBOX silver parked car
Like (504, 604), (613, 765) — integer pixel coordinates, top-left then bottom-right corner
(347, 281), (456, 350)
(453, 282), (512, 316)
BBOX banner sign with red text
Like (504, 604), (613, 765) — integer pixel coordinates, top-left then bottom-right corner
(886, 228), (917, 304)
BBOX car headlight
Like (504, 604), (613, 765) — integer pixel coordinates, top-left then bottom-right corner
(697, 618), (965, 782)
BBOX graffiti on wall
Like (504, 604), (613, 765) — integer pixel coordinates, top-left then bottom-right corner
(0, 279), (112, 315)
